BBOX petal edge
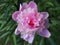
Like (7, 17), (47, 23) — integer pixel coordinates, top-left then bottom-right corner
(37, 29), (51, 38)
(12, 11), (19, 21)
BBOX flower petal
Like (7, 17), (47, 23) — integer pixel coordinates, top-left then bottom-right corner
(40, 12), (49, 19)
(20, 3), (28, 11)
(21, 32), (35, 43)
(28, 35), (34, 43)
(44, 19), (49, 28)
(12, 11), (19, 21)
(15, 27), (20, 35)
(37, 29), (51, 38)
(29, 1), (37, 9)
(19, 4), (22, 11)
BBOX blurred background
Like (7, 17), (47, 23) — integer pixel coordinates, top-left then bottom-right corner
(0, 0), (60, 45)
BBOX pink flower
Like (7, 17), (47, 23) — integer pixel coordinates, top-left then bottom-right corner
(12, 1), (51, 43)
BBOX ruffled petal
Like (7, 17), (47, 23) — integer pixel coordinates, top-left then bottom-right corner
(37, 29), (51, 38)
(12, 11), (19, 21)
(29, 1), (37, 9)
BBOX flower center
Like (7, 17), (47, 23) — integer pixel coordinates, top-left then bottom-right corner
(28, 20), (34, 28)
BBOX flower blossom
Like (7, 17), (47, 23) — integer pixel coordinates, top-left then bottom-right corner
(12, 1), (51, 43)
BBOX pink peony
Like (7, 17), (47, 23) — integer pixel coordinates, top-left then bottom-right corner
(12, 1), (51, 43)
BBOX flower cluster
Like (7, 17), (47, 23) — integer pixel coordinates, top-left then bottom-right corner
(12, 1), (51, 43)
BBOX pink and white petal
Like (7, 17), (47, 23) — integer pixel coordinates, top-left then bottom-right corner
(12, 11), (20, 21)
(29, 1), (37, 9)
(20, 3), (28, 11)
(27, 35), (34, 43)
(38, 13), (44, 21)
(40, 12), (49, 20)
(21, 33), (28, 41)
(14, 27), (20, 35)
(37, 29), (51, 38)
(21, 32), (35, 43)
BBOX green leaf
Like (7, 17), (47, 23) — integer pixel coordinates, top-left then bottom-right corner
(45, 2), (54, 6)
(0, 31), (10, 39)
(12, 34), (17, 45)
(48, 38), (56, 45)
(4, 5), (11, 20)
(0, 3), (6, 7)
(0, 22), (6, 30)
(39, 38), (44, 45)
(4, 36), (9, 45)
(0, 20), (6, 24)
(0, 20), (14, 32)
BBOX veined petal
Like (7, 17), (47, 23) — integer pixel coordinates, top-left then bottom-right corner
(12, 11), (20, 21)
(37, 29), (51, 38)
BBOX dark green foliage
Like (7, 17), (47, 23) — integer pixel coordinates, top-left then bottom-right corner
(0, 0), (60, 45)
